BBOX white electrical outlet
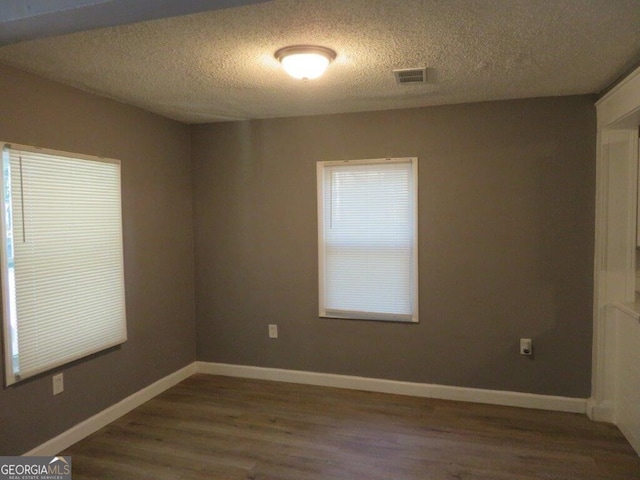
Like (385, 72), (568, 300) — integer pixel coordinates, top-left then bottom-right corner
(53, 373), (64, 395)
(520, 338), (533, 356)
(268, 324), (278, 339)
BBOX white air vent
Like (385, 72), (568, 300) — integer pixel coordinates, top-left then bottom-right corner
(393, 68), (427, 84)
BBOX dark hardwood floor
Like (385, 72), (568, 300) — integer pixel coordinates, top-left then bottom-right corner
(62, 374), (640, 479)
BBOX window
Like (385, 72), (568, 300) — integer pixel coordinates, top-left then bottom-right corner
(1, 144), (127, 386)
(317, 157), (418, 322)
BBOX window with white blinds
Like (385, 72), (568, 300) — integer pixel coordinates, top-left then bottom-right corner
(317, 157), (418, 323)
(1, 144), (127, 386)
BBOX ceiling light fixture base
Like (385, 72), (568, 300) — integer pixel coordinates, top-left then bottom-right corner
(275, 45), (337, 80)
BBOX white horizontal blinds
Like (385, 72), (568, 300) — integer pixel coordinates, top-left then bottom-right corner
(319, 158), (417, 322)
(4, 146), (126, 384)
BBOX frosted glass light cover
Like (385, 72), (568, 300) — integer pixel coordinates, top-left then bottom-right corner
(276, 46), (336, 80)
(281, 53), (330, 80)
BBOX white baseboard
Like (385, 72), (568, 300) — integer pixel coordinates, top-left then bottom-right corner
(24, 363), (197, 456)
(24, 361), (589, 456)
(196, 362), (587, 414)
(618, 421), (640, 457)
(587, 398), (616, 423)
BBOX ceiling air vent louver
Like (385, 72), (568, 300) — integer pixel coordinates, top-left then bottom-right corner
(393, 68), (427, 84)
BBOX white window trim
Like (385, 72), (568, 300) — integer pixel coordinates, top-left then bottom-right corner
(317, 157), (419, 323)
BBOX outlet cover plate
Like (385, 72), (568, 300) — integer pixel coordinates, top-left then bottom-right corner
(53, 373), (64, 395)
(520, 338), (532, 356)
(268, 324), (278, 339)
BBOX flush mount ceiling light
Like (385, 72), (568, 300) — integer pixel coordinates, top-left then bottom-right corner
(275, 45), (337, 80)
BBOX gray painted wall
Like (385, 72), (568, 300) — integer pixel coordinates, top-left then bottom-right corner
(0, 62), (597, 454)
(0, 64), (196, 455)
(192, 96), (596, 398)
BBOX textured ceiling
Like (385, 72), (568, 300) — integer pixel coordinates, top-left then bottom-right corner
(0, 0), (639, 123)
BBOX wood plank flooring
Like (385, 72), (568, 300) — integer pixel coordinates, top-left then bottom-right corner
(62, 374), (640, 479)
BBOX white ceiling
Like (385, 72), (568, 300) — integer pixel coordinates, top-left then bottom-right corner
(0, 0), (639, 124)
